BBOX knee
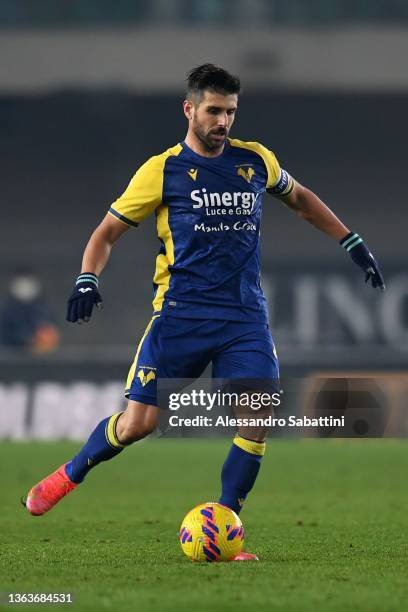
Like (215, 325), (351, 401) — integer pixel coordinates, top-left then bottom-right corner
(237, 427), (268, 443)
(116, 406), (158, 444)
(118, 420), (156, 444)
(235, 404), (272, 442)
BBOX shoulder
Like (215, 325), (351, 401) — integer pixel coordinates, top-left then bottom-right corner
(228, 138), (271, 157)
(228, 138), (280, 187)
(139, 143), (183, 173)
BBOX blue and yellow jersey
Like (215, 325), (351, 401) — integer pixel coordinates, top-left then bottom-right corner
(108, 138), (294, 323)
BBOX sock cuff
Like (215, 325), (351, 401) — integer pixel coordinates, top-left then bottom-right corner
(105, 412), (125, 449)
(233, 434), (266, 456)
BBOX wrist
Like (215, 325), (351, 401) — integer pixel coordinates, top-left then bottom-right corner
(76, 272), (99, 287)
(339, 232), (363, 252)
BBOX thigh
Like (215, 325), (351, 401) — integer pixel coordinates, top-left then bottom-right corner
(125, 315), (215, 406)
(212, 321), (279, 381)
(213, 322), (279, 439)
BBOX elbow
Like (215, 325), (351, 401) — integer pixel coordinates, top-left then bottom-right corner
(90, 226), (114, 253)
(289, 186), (313, 221)
(296, 208), (312, 222)
(95, 221), (119, 247)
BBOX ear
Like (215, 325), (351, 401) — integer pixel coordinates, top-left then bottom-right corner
(183, 99), (193, 120)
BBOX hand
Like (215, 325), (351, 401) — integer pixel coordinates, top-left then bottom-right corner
(66, 273), (103, 323)
(340, 232), (385, 290)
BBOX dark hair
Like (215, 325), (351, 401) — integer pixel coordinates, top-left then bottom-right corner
(186, 63), (241, 102)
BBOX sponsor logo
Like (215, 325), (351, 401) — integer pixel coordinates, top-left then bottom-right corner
(137, 368), (156, 387)
(194, 221), (257, 233)
(78, 287), (92, 293)
(187, 168), (198, 181)
(236, 165), (255, 183)
(191, 188), (258, 216)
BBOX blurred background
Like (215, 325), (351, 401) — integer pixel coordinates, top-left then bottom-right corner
(1, 0), (407, 439)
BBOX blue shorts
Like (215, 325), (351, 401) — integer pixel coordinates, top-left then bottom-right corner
(125, 315), (279, 406)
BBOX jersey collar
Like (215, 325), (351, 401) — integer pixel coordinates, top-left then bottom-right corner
(181, 139), (230, 161)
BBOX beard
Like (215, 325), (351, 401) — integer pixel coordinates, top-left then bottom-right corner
(192, 119), (228, 151)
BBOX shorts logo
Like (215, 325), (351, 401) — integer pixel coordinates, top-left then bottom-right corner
(137, 368), (156, 386)
(187, 168), (198, 181)
(236, 165), (255, 183)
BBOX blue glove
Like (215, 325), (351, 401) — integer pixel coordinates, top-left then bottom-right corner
(340, 232), (385, 290)
(66, 273), (103, 323)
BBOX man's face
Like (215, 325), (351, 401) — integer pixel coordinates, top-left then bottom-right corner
(185, 90), (238, 151)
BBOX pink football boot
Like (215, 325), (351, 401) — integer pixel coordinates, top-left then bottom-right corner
(24, 464), (77, 516)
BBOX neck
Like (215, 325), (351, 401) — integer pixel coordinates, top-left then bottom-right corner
(184, 130), (225, 158)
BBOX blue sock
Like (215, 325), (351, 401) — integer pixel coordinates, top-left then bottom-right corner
(65, 412), (126, 484)
(219, 435), (265, 514)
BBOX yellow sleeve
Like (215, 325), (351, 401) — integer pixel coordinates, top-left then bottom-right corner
(258, 147), (282, 189)
(260, 148), (294, 196)
(108, 155), (165, 227)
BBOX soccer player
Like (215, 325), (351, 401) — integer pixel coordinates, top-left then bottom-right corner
(24, 64), (384, 561)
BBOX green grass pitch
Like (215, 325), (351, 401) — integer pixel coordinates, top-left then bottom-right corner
(0, 439), (407, 611)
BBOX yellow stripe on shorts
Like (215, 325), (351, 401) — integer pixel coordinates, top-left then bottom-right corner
(126, 314), (160, 391)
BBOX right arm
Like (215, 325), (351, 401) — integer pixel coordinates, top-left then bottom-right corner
(81, 213), (129, 275)
(68, 153), (165, 323)
(83, 151), (168, 274)
(66, 214), (129, 323)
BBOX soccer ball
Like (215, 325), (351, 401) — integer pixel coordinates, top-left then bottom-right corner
(179, 502), (244, 562)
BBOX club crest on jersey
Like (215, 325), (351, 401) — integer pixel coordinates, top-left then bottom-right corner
(236, 165), (255, 183)
(137, 368), (156, 386)
(187, 168), (198, 181)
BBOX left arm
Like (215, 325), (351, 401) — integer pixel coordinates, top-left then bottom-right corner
(269, 179), (385, 290)
(277, 181), (349, 241)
